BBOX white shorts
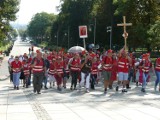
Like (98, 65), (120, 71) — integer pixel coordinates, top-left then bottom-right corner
(118, 72), (128, 81)
(48, 75), (56, 82)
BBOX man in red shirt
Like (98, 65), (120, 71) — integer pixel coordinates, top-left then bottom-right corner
(102, 49), (113, 94)
(139, 54), (154, 92)
(31, 51), (46, 94)
(116, 47), (131, 93)
(155, 57), (160, 91)
(69, 53), (81, 90)
(55, 56), (64, 91)
(11, 56), (22, 90)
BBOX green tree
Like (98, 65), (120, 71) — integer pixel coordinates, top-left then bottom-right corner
(27, 12), (56, 44)
(0, 0), (19, 45)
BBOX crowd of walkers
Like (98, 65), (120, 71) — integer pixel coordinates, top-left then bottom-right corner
(7, 46), (160, 94)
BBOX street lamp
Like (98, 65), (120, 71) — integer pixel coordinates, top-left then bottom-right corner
(89, 18), (96, 45)
(107, 26), (112, 49)
(64, 26), (70, 49)
(55, 31), (59, 47)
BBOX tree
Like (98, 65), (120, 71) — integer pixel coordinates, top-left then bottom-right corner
(113, 0), (160, 51)
(0, 0), (19, 45)
(148, 20), (160, 49)
(27, 12), (56, 44)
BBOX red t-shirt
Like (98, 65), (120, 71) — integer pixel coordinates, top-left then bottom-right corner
(118, 57), (129, 73)
(70, 58), (81, 71)
(11, 61), (22, 73)
(155, 58), (160, 71)
(102, 56), (113, 71)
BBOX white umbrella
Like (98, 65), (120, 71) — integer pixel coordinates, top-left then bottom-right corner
(68, 46), (85, 53)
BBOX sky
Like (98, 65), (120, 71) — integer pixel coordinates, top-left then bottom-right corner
(15, 0), (61, 25)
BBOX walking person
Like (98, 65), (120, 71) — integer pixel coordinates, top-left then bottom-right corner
(116, 47), (131, 93)
(42, 53), (50, 89)
(48, 58), (56, 88)
(91, 55), (98, 90)
(155, 57), (160, 91)
(55, 56), (64, 91)
(8, 55), (14, 82)
(127, 53), (136, 89)
(79, 53), (92, 93)
(63, 54), (70, 89)
(109, 52), (118, 89)
(69, 53), (81, 90)
(102, 49), (113, 94)
(22, 59), (30, 88)
(31, 50), (46, 94)
(11, 56), (22, 90)
(139, 54), (154, 92)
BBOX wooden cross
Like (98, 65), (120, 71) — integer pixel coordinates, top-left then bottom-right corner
(117, 16), (132, 50)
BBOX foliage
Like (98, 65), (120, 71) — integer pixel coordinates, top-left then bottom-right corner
(27, 12), (56, 44)
(26, 0), (160, 51)
(0, 0), (20, 45)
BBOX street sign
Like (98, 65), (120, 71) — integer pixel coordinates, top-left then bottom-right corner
(79, 26), (88, 38)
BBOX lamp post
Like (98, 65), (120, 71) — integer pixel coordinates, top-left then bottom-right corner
(107, 26), (112, 49)
(89, 18), (96, 45)
(55, 31), (59, 47)
(64, 27), (70, 49)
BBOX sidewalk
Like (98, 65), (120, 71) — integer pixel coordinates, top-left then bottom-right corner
(1, 40), (160, 120)
(0, 56), (9, 80)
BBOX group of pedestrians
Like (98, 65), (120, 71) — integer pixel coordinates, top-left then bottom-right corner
(7, 46), (160, 94)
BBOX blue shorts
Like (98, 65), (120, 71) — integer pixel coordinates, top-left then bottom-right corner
(118, 72), (128, 81)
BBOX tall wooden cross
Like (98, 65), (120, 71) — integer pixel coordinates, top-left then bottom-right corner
(117, 16), (132, 50)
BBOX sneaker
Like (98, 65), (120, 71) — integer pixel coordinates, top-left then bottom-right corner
(116, 86), (119, 91)
(136, 82), (138, 87)
(109, 85), (113, 89)
(37, 92), (41, 94)
(141, 88), (145, 92)
(44, 86), (48, 89)
(86, 89), (90, 93)
(126, 84), (131, 89)
(70, 87), (73, 90)
(17, 87), (19, 90)
(33, 89), (36, 94)
(14, 86), (16, 89)
(126, 86), (131, 89)
(57, 87), (62, 91)
(122, 89), (127, 93)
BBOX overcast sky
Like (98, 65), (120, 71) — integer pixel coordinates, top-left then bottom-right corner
(15, 0), (61, 24)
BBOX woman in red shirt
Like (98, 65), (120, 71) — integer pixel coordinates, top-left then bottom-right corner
(55, 56), (64, 91)
(91, 56), (98, 90)
(11, 56), (22, 90)
(22, 59), (30, 88)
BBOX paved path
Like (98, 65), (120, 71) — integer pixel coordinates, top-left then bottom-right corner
(1, 39), (160, 120)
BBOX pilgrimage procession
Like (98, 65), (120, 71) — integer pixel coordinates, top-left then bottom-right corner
(7, 42), (157, 94)
(1, 0), (160, 120)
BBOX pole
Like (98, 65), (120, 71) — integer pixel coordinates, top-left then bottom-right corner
(68, 27), (70, 49)
(125, 37), (127, 51)
(83, 38), (86, 49)
(110, 29), (112, 49)
(57, 31), (58, 47)
(94, 18), (96, 45)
